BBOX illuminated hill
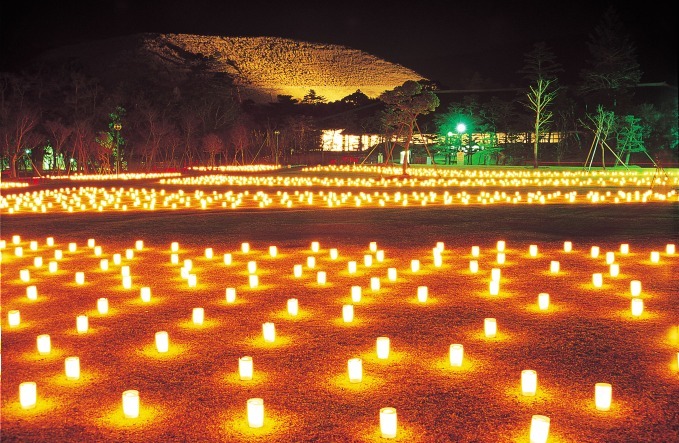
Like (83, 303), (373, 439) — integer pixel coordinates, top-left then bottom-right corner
(40, 33), (426, 103)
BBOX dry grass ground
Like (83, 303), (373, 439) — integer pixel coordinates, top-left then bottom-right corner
(1, 173), (678, 443)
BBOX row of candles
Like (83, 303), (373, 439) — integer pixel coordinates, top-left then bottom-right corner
(3, 182), (677, 214)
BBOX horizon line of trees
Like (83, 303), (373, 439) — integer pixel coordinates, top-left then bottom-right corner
(1, 6), (676, 178)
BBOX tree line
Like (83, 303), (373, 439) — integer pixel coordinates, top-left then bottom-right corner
(1, 7), (676, 178)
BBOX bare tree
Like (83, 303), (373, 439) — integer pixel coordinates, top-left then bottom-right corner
(44, 120), (72, 175)
(202, 133), (224, 167)
(525, 78), (557, 168)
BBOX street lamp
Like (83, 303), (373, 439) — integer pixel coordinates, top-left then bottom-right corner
(446, 131), (453, 165)
(274, 130), (280, 168)
(113, 123), (122, 176)
(456, 123), (467, 165)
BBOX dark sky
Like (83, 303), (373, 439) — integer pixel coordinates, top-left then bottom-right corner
(1, 0), (676, 87)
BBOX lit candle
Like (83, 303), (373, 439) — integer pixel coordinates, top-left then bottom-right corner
(223, 253), (232, 265)
(65, 356), (80, 380)
(370, 277), (380, 291)
(287, 298), (299, 316)
(311, 241), (320, 252)
(46, 237), (54, 247)
(262, 322), (275, 342)
(125, 249), (134, 260)
(620, 243), (629, 254)
(247, 398), (264, 428)
(630, 280), (642, 297)
(496, 252), (506, 264)
(364, 254), (373, 267)
(26, 285), (37, 300)
(387, 268), (397, 281)
(33, 256), (43, 267)
(469, 260), (479, 273)
(29, 240), (38, 251)
(351, 286), (362, 303)
(563, 241), (573, 252)
(609, 263), (620, 277)
(307, 256), (316, 268)
(75, 272), (85, 285)
(135, 240), (144, 251)
(529, 415), (550, 443)
(37, 334), (51, 354)
(471, 246), (480, 257)
(192, 307), (204, 325)
(55, 249), (63, 260)
(171, 241), (179, 252)
(369, 241), (377, 253)
(631, 298), (644, 317)
(113, 253), (121, 265)
(239, 356), (253, 380)
(605, 251), (615, 265)
(20, 269), (30, 282)
(376, 250), (385, 262)
(15, 247), (23, 257)
(592, 273), (603, 287)
(379, 407), (397, 439)
(12, 235), (21, 244)
(97, 298), (109, 314)
(225, 288), (236, 303)
(48, 261), (57, 273)
(591, 246), (600, 258)
(269, 246), (278, 257)
(122, 275), (132, 289)
(293, 264), (303, 278)
(595, 383), (612, 411)
(317, 271), (327, 284)
(529, 245), (538, 257)
(140, 287), (151, 302)
(521, 370), (537, 396)
(538, 293), (550, 310)
(496, 240), (506, 252)
(155, 331), (169, 353)
(249, 275), (258, 288)
(410, 259), (420, 272)
(100, 259), (109, 271)
(122, 390), (140, 418)
(666, 244), (676, 255)
(650, 251), (660, 263)
(68, 242), (77, 253)
(489, 280), (500, 296)
(343, 304), (354, 323)
(484, 318), (497, 338)
(348, 261), (357, 274)
(417, 286), (428, 303)
(348, 358), (363, 383)
(76, 315), (88, 333)
(241, 242), (250, 253)
(449, 344), (464, 367)
(205, 247), (214, 259)
(376, 336), (390, 359)
(8, 310), (20, 327)
(550, 261), (560, 273)
(329, 248), (339, 260)
(19, 382), (37, 409)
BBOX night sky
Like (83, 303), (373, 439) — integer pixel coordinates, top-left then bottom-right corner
(1, 0), (676, 88)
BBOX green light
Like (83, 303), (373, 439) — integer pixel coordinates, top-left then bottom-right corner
(447, 131), (453, 137)
(456, 123), (466, 134)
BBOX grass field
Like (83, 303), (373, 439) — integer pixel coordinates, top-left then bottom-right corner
(1, 167), (678, 442)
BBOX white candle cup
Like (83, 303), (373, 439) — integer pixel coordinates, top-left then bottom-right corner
(370, 277), (380, 291)
(76, 315), (88, 334)
(376, 250), (385, 262)
(26, 285), (37, 300)
(37, 334), (51, 355)
(348, 358), (363, 383)
(529, 244), (538, 257)
(65, 356), (80, 380)
(620, 243), (630, 254)
(387, 268), (397, 281)
(140, 287), (151, 302)
(563, 241), (573, 252)
(247, 398), (264, 428)
(8, 310), (21, 327)
(269, 246), (278, 257)
(449, 344), (464, 367)
(293, 264), (303, 278)
(666, 244), (676, 255)
(529, 415), (550, 443)
(496, 240), (506, 252)
(609, 263), (620, 277)
(630, 280), (642, 297)
(241, 242), (250, 253)
(20, 269), (30, 282)
(262, 322), (275, 342)
(538, 293), (550, 310)
(225, 288), (236, 303)
(113, 253), (121, 265)
(205, 247), (214, 259)
(311, 241), (320, 252)
(591, 246), (600, 258)
(489, 280), (500, 296)
(48, 261), (58, 273)
(97, 297), (109, 314)
(248, 260), (257, 274)
(496, 252), (506, 264)
(192, 307), (204, 325)
(550, 261), (560, 273)
(287, 298), (299, 316)
(171, 241), (179, 252)
(317, 271), (327, 284)
(605, 251), (615, 265)
(369, 241), (377, 252)
(364, 254), (373, 267)
(75, 272), (85, 285)
(329, 248), (339, 260)
(342, 304), (354, 323)
(650, 251), (660, 263)
(348, 261), (357, 274)
(306, 256), (316, 269)
(223, 253), (232, 265)
(122, 390), (140, 418)
(410, 259), (420, 272)
(239, 356), (253, 380)
(135, 240), (144, 251)
(249, 274), (258, 288)
(379, 407), (397, 439)
(592, 273), (603, 287)
(155, 331), (169, 353)
(471, 246), (480, 257)
(351, 286), (362, 303)
(19, 382), (37, 409)
(521, 370), (537, 396)
(125, 249), (134, 260)
(484, 318), (497, 338)
(631, 298), (644, 317)
(100, 259), (109, 271)
(376, 336), (390, 359)
(595, 383), (612, 411)
(417, 286), (428, 303)
(469, 260), (479, 273)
